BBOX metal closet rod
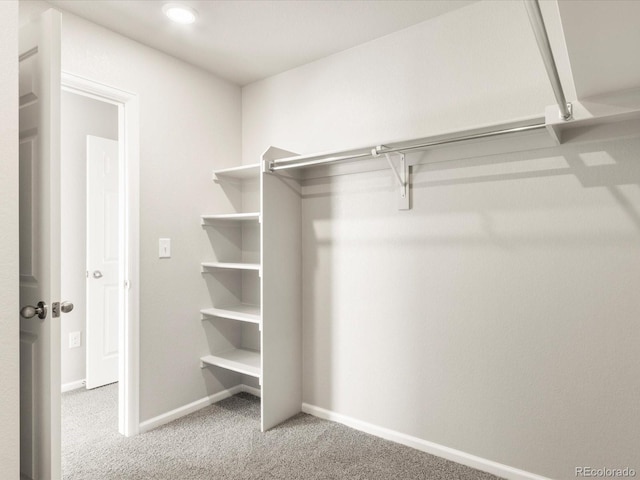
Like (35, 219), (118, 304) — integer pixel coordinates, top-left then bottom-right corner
(269, 122), (547, 172)
(524, 0), (572, 120)
(269, 0), (570, 173)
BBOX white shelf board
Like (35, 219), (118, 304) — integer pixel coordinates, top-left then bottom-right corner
(201, 304), (261, 324)
(201, 262), (260, 271)
(201, 213), (260, 226)
(200, 349), (261, 378)
(201, 212), (259, 222)
(545, 92), (640, 144)
(213, 163), (260, 180)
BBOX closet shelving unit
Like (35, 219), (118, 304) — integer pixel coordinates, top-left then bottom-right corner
(200, 162), (262, 386)
(200, 152), (302, 432)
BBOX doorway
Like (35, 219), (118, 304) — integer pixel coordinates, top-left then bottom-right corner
(61, 72), (140, 439)
(60, 91), (119, 396)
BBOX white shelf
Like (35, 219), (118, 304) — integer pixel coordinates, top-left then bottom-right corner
(201, 213), (260, 226)
(201, 304), (261, 324)
(545, 93), (640, 145)
(200, 349), (261, 378)
(213, 163), (260, 180)
(201, 262), (260, 271)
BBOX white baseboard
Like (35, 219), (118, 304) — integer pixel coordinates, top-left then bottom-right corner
(301, 403), (552, 480)
(240, 384), (261, 397)
(61, 379), (86, 393)
(139, 384), (259, 434)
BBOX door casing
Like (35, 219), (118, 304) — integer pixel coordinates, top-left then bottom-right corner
(61, 71), (140, 437)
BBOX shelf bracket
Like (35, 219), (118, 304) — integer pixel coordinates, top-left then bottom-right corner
(373, 146), (410, 210)
(560, 102), (573, 121)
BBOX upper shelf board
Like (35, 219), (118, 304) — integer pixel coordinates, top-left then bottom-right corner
(201, 213), (260, 225)
(200, 349), (261, 378)
(201, 262), (261, 271)
(200, 304), (261, 324)
(213, 163), (260, 181)
(545, 90), (640, 144)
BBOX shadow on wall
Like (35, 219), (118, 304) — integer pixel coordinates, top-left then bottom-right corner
(410, 138), (640, 241)
(299, 135), (640, 478)
(301, 177), (334, 411)
(303, 136), (640, 241)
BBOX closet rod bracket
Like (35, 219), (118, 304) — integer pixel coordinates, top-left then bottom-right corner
(373, 146), (410, 210)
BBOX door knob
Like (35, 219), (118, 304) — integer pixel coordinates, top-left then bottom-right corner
(93, 270), (103, 279)
(61, 301), (74, 313)
(20, 301), (47, 319)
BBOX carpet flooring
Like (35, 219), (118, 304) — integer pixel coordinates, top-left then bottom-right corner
(62, 384), (501, 480)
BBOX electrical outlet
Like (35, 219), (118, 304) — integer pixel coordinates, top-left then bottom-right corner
(69, 331), (81, 349)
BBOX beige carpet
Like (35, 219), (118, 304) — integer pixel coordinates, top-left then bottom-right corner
(62, 384), (501, 479)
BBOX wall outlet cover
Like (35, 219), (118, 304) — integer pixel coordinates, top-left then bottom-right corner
(69, 331), (81, 349)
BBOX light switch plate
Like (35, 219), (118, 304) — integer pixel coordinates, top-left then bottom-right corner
(159, 238), (171, 258)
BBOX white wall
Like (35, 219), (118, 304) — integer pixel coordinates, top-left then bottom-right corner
(301, 139), (640, 480)
(242, 0), (555, 164)
(556, 0), (640, 99)
(55, 12), (243, 420)
(0, 1), (20, 478)
(61, 91), (118, 387)
(243, 1), (640, 479)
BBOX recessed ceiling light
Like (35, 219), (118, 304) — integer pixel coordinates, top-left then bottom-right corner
(162, 3), (198, 24)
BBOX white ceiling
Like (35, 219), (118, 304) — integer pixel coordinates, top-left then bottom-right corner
(43, 0), (476, 86)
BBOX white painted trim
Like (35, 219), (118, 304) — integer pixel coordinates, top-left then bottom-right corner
(61, 71), (140, 437)
(240, 384), (262, 397)
(138, 385), (256, 433)
(61, 72), (136, 105)
(61, 379), (85, 393)
(301, 403), (552, 480)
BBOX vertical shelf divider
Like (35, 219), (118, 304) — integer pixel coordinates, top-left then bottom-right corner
(260, 147), (303, 432)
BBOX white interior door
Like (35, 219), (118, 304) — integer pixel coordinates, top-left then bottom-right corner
(19, 9), (62, 480)
(86, 135), (120, 389)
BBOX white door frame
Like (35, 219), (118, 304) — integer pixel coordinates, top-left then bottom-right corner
(61, 71), (140, 437)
